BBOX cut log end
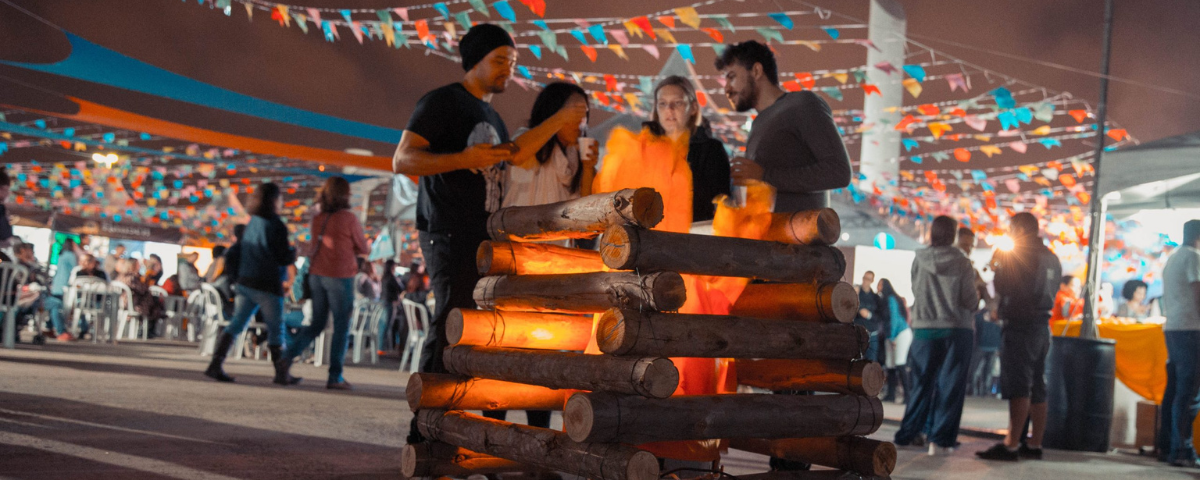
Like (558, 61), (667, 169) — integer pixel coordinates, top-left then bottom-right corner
(405, 373), (424, 412)
(637, 357), (680, 399)
(626, 451), (660, 480)
(874, 441), (898, 476)
(477, 241), (514, 277)
(473, 276), (501, 310)
(446, 309), (465, 345)
(564, 394), (595, 443)
(859, 362), (886, 398)
(599, 225), (635, 270)
(823, 283), (859, 324)
(644, 272), (687, 312)
(400, 444), (420, 478)
(814, 209), (842, 245)
(628, 188), (665, 228)
(595, 309), (629, 355)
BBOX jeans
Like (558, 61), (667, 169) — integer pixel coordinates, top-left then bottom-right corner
(45, 295), (87, 335)
(224, 284), (285, 347)
(895, 328), (975, 448)
(1164, 330), (1200, 463)
(286, 275), (354, 383)
(418, 231), (485, 374)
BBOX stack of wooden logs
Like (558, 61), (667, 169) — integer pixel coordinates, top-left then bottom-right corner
(403, 188), (895, 480)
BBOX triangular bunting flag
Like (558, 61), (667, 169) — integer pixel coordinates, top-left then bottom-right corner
(768, 13), (793, 29)
(675, 7), (701, 29)
(657, 15), (676, 29)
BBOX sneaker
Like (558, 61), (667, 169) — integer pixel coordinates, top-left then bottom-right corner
(1018, 444), (1043, 460)
(326, 380), (353, 391)
(56, 333), (75, 342)
(895, 433), (927, 448)
(975, 443), (1019, 461)
(928, 444), (956, 456)
(1171, 458), (1200, 469)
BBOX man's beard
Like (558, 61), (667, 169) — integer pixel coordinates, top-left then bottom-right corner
(487, 77), (510, 94)
(733, 82), (757, 112)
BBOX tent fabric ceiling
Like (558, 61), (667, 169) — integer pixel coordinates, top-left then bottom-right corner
(1097, 130), (1200, 215)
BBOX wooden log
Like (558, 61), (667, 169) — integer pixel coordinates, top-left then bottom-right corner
(443, 345), (679, 399)
(563, 392), (883, 444)
(762, 209), (842, 246)
(473, 272), (686, 313)
(477, 241), (607, 276)
(599, 225), (846, 284)
(401, 442), (533, 478)
(596, 309), (870, 360)
(447, 309), (593, 351)
(487, 188), (664, 242)
(730, 437), (896, 478)
(735, 359), (885, 396)
(417, 410), (660, 480)
(730, 282), (858, 324)
(406, 373), (575, 412)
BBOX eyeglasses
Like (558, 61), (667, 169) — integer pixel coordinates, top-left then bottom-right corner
(656, 100), (692, 112)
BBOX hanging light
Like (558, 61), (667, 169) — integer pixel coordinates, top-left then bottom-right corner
(91, 153), (119, 168)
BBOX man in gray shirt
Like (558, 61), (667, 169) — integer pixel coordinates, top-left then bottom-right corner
(715, 40), (852, 211)
(1161, 219), (1200, 468)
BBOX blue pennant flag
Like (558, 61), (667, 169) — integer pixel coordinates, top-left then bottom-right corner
(902, 138), (920, 151)
(528, 44), (542, 59)
(902, 65), (927, 82)
(494, 1), (516, 22)
(676, 44), (695, 64)
(991, 87), (1016, 109)
(768, 13), (793, 29)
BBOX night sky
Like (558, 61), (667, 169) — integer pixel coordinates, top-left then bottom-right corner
(2, 0), (1198, 146)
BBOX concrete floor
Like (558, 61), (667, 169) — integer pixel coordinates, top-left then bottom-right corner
(0, 339), (1194, 479)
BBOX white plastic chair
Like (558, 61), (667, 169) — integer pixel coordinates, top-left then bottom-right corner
(399, 299), (431, 373)
(109, 281), (147, 341)
(1, 263), (29, 349)
(350, 301), (382, 364)
(196, 283), (265, 359)
(161, 295), (188, 340)
(65, 278), (110, 342)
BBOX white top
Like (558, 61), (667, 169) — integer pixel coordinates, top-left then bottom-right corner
(502, 136), (581, 208)
(1163, 245), (1200, 331)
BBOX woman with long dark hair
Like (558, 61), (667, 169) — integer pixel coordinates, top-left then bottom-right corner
(278, 176), (369, 390)
(205, 182), (297, 384)
(878, 278), (913, 403)
(504, 82), (595, 208)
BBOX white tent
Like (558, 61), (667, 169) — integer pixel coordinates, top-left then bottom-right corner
(1097, 130), (1200, 216)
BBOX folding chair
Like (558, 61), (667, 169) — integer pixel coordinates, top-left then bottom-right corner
(0, 263), (29, 349)
(399, 299), (431, 373)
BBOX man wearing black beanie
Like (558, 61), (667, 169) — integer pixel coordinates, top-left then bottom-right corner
(394, 23), (585, 443)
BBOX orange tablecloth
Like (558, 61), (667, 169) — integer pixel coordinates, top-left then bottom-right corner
(1052, 319), (1168, 403)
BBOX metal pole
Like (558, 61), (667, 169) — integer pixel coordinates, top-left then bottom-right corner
(1080, 0), (1115, 339)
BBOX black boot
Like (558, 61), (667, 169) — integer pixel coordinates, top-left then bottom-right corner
(899, 365), (913, 404)
(204, 332), (237, 382)
(269, 345), (302, 386)
(882, 368), (899, 403)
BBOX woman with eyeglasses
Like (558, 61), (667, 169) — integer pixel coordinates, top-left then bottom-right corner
(594, 75), (730, 232)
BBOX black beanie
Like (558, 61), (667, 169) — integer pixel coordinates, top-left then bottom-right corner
(460, 24), (515, 72)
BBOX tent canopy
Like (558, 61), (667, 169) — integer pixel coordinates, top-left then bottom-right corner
(1099, 130), (1200, 216)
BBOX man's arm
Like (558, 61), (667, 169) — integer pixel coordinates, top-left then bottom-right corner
(744, 93), (852, 192)
(509, 101), (588, 169)
(393, 131), (513, 176)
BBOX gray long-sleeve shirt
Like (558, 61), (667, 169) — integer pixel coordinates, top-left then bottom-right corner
(746, 91), (853, 212)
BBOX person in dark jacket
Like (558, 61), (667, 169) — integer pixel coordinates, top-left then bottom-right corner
(977, 212), (1063, 462)
(895, 216), (979, 455)
(644, 75), (731, 222)
(205, 184), (296, 383)
(855, 271), (884, 363)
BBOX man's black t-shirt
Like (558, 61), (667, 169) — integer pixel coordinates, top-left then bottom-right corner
(405, 83), (509, 238)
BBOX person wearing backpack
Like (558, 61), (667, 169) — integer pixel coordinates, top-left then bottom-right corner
(277, 176), (369, 390)
(976, 212), (1063, 462)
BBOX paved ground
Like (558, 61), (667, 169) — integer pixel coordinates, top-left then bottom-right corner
(0, 338), (1194, 479)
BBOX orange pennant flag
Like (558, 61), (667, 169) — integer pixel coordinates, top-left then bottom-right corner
(657, 15), (676, 29)
(782, 81), (803, 92)
(1076, 191), (1091, 204)
(631, 16), (656, 40)
(701, 28), (724, 42)
(1060, 174), (1077, 188)
(516, 0), (546, 17)
(414, 19), (431, 42)
(917, 104), (940, 116)
(1068, 109), (1090, 123)
(928, 122), (952, 139)
(894, 114), (918, 132)
(795, 73), (815, 90)
(954, 148), (971, 162)
(1107, 128), (1128, 141)
(604, 74), (618, 91)
(862, 84), (882, 96)
(581, 45), (598, 62)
